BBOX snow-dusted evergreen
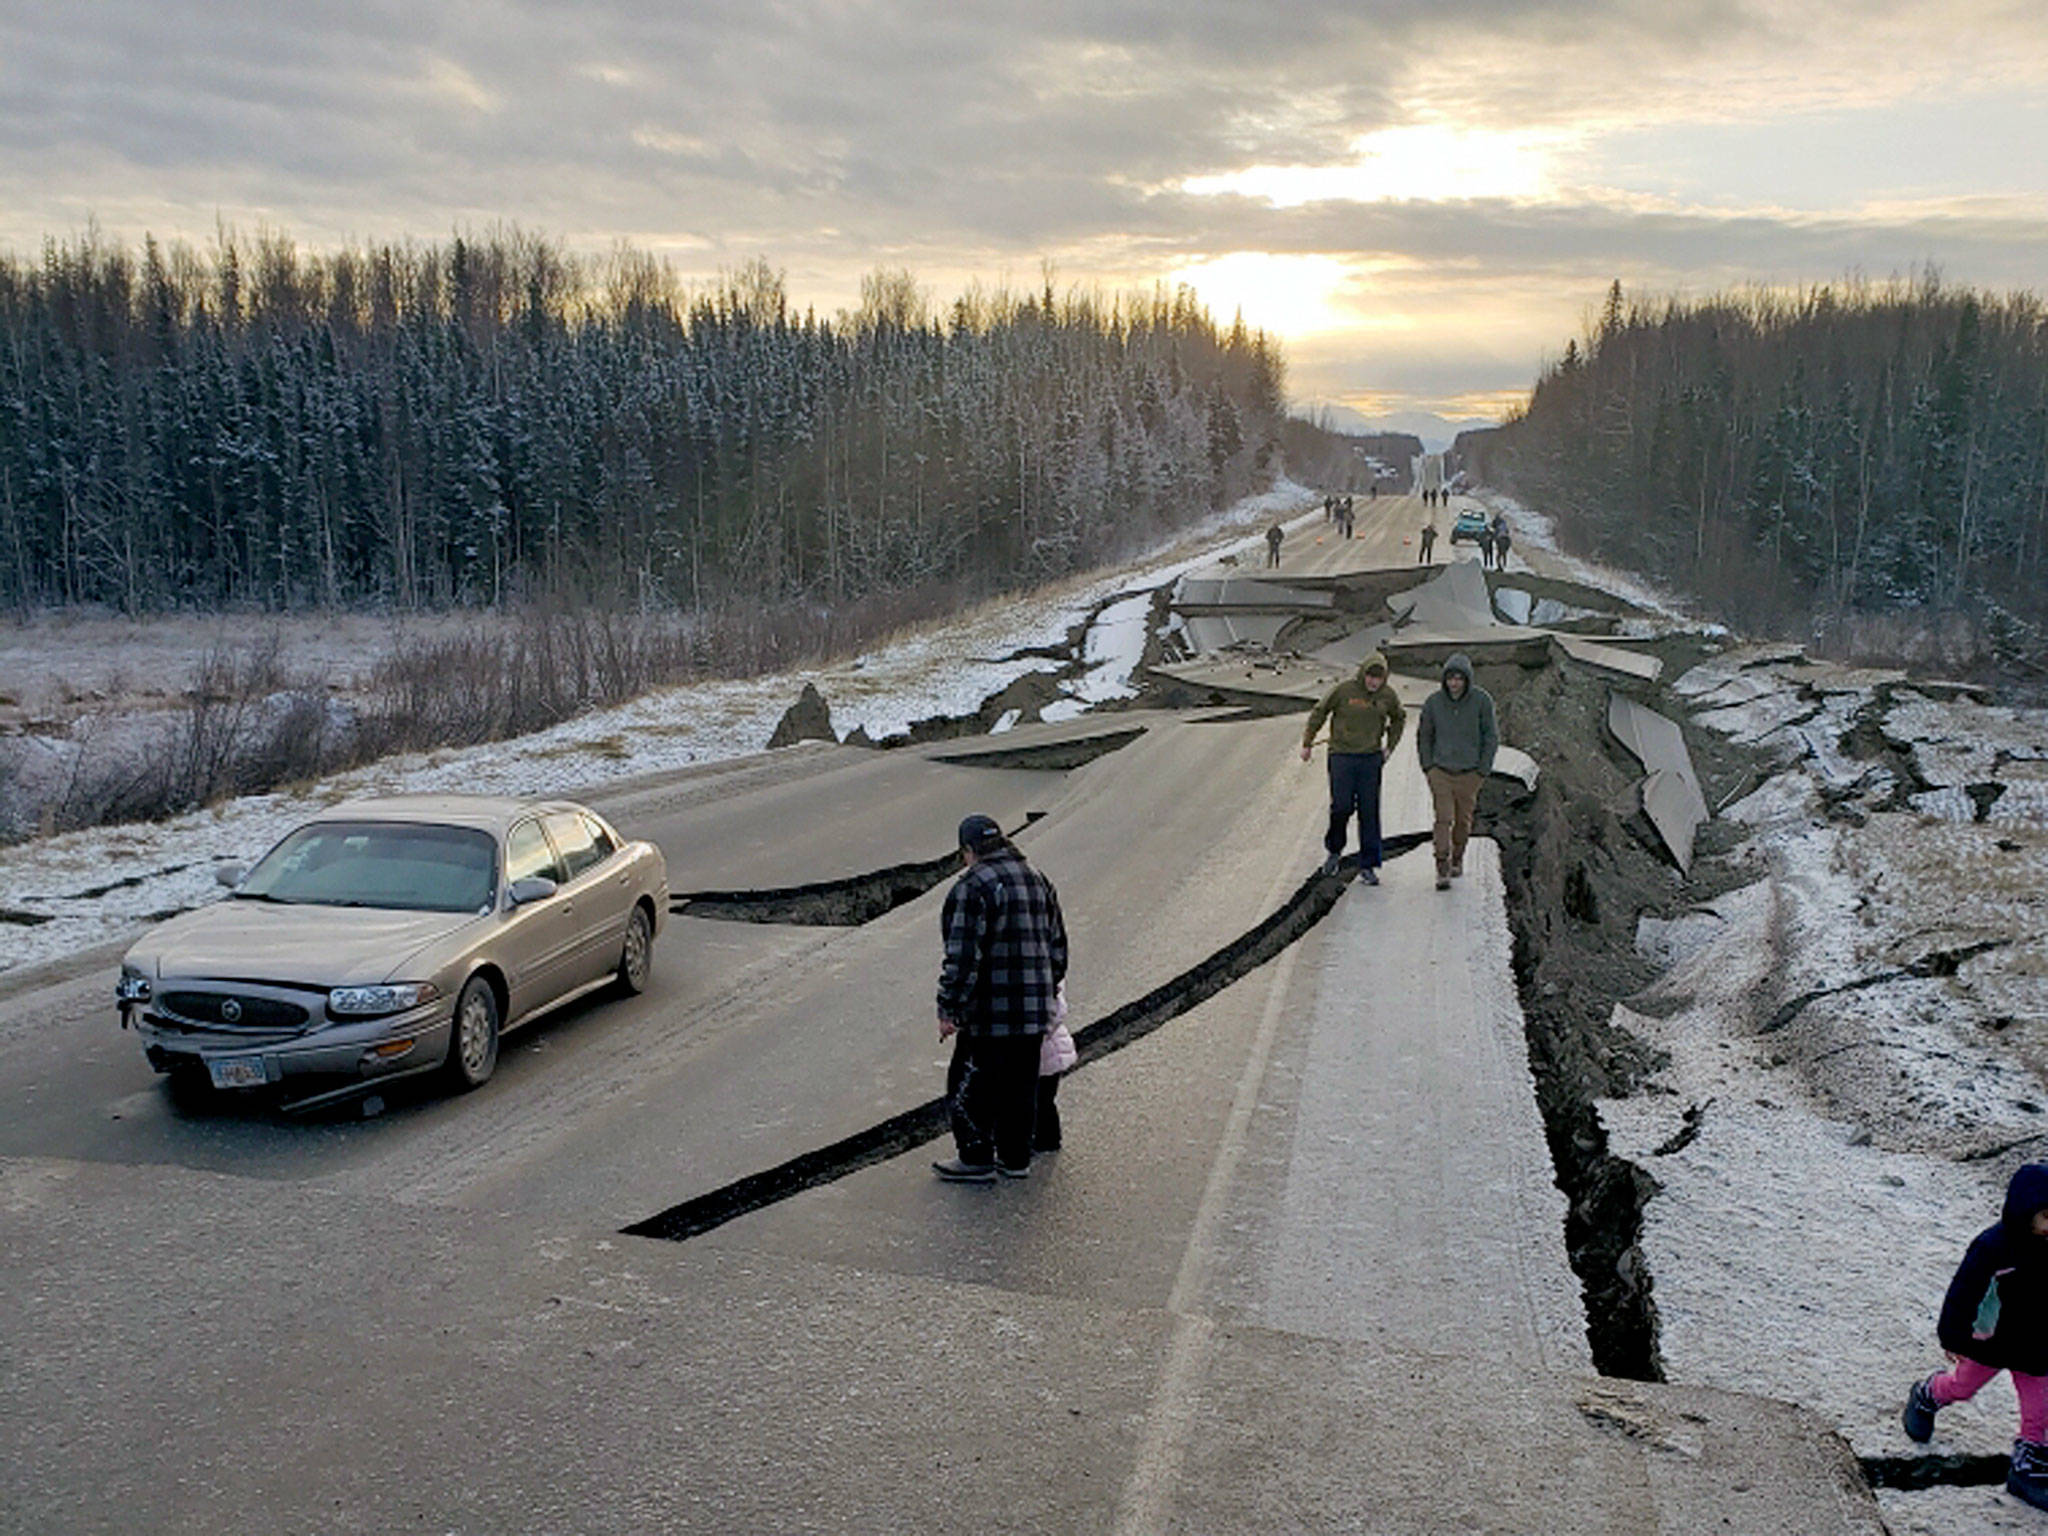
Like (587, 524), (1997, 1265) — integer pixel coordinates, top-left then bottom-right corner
(1464, 277), (2048, 666)
(0, 233), (1286, 615)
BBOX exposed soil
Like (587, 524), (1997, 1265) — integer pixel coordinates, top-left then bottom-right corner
(1475, 633), (1772, 1378)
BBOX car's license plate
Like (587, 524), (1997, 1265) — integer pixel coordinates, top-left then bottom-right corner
(208, 1057), (267, 1090)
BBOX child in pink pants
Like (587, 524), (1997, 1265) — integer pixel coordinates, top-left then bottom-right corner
(1904, 1163), (2048, 1511)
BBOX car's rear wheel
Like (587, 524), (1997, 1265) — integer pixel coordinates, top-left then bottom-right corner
(615, 905), (653, 995)
(443, 976), (500, 1091)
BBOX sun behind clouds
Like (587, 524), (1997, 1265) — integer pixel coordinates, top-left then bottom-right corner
(1166, 252), (1354, 340)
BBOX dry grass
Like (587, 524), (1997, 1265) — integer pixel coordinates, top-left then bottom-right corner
(4, 581), (991, 840)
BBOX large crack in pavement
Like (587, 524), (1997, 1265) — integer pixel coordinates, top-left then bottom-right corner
(672, 814), (1047, 927)
(622, 836), (1429, 1244)
(1858, 1451), (2009, 1491)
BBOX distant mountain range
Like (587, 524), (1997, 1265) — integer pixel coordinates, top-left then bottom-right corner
(1296, 403), (1501, 453)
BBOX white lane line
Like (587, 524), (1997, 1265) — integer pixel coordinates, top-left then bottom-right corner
(1112, 853), (1311, 1536)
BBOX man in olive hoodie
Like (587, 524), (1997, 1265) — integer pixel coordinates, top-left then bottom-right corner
(1415, 653), (1498, 890)
(1300, 651), (1405, 884)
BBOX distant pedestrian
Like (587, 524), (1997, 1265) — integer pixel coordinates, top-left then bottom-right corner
(1369, 483), (1379, 500)
(933, 814), (1068, 1182)
(1300, 650), (1405, 885)
(1419, 521), (1438, 564)
(1493, 523), (1512, 570)
(1341, 496), (1355, 538)
(1903, 1163), (2048, 1511)
(1265, 522), (1284, 568)
(1415, 653), (1497, 890)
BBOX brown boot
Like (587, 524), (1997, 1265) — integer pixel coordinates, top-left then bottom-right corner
(1435, 864), (1451, 891)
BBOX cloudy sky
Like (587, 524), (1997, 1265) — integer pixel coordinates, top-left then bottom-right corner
(5, 0), (2045, 434)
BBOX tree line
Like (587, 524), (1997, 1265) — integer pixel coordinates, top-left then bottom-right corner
(1459, 276), (2048, 664)
(0, 230), (1286, 619)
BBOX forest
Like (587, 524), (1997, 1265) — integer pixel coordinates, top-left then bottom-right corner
(0, 231), (1286, 624)
(1460, 276), (2048, 669)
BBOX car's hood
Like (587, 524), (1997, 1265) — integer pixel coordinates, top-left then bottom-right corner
(127, 901), (483, 987)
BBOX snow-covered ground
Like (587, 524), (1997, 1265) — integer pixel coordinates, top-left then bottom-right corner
(1611, 644), (2048, 1532)
(0, 480), (1318, 976)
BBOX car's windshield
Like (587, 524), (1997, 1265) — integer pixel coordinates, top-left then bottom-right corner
(237, 821), (498, 913)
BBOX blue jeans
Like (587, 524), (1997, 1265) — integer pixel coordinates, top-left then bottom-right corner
(1325, 750), (1384, 867)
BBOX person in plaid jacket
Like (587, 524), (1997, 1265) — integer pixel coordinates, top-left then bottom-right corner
(933, 814), (1068, 1182)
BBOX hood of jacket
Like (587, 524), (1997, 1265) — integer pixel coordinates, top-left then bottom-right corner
(2002, 1164), (2048, 1234)
(1354, 650), (1389, 685)
(1441, 652), (1474, 687)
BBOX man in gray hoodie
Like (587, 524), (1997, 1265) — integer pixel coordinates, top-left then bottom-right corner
(1414, 653), (1498, 890)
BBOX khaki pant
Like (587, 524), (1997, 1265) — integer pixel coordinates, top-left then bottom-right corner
(1426, 767), (1482, 873)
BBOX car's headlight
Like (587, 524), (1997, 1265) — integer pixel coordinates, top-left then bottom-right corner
(327, 982), (442, 1018)
(116, 966), (152, 1003)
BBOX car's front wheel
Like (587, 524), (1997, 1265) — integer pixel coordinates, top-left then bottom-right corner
(443, 975), (500, 1091)
(615, 905), (653, 995)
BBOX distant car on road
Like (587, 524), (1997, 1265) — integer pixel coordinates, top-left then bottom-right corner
(116, 795), (668, 1110)
(1450, 510), (1490, 545)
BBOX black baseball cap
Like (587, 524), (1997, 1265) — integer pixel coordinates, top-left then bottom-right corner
(957, 814), (1005, 854)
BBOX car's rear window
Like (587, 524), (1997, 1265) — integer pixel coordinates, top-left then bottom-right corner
(238, 822), (498, 913)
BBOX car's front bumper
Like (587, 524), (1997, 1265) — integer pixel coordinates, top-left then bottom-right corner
(134, 999), (454, 1098)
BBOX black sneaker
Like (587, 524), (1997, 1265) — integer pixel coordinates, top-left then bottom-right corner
(932, 1157), (997, 1183)
(1320, 854), (1341, 877)
(2011, 1440), (2048, 1511)
(997, 1161), (1031, 1179)
(1902, 1376), (1938, 1443)
(1359, 867), (1380, 885)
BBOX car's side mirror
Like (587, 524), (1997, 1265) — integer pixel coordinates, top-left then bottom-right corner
(215, 863), (246, 888)
(507, 876), (558, 907)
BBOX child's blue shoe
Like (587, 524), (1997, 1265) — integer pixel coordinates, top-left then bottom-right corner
(2008, 1439), (2048, 1511)
(1901, 1376), (1939, 1443)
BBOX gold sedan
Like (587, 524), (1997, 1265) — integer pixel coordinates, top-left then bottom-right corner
(116, 794), (669, 1110)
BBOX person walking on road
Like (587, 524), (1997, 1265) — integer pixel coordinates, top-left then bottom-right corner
(1477, 526), (1496, 570)
(1300, 650), (1405, 885)
(1415, 653), (1497, 890)
(1491, 514), (1513, 570)
(1265, 522), (1284, 568)
(1902, 1163), (2048, 1511)
(934, 814), (1068, 1182)
(1419, 520), (1438, 564)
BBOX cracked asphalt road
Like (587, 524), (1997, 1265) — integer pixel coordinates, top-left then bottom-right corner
(0, 686), (1883, 1532)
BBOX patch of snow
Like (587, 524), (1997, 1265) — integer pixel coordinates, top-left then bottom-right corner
(1724, 771), (1819, 827)
(1909, 786), (1978, 823)
(1067, 591), (1153, 704)
(989, 709), (1022, 734)
(1634, 910), (1730, 968)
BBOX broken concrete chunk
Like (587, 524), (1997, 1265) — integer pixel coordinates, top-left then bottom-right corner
(1390, 559), (1495, 630)
(1174, 577), (1333, 611)
(1492, 746), (1540, 791)
(766, 682), (837, 749)
(1607, 693), (1709, 871)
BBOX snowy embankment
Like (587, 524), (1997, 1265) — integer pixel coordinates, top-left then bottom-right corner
(1599, 647), (2048, 1533)
(0, 481), (1318, 977)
